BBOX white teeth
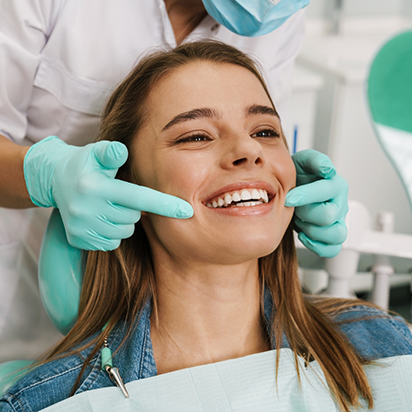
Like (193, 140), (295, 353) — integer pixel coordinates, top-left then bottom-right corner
(224, 193), (232, 206)
(240, 189), (252, 201)
(251, 189), (260, 199)
(206, 188), (270, 208)
(232, 192), (241, 202)
(237, 201), (263, 207)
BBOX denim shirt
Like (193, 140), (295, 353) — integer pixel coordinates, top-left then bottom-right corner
(1, 293), (412, 412)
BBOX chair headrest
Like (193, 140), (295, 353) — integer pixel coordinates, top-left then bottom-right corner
(39, 209), (82, 335)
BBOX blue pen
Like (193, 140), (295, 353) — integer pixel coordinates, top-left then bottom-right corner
(293, 125), (298, 154)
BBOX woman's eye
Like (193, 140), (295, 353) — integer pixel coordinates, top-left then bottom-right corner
(251, 129), (280, 138)
(177, 134), (211, 143)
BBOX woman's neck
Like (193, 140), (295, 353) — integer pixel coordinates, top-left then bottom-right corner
(150, 260), (270, 374)
(163, 0), (208, 45)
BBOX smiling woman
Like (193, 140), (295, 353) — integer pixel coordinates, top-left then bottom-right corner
(1, 41), (412, 412)
(132, 57), (295, 270)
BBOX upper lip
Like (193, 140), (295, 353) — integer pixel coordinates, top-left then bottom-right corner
(203, 181), (276, 205)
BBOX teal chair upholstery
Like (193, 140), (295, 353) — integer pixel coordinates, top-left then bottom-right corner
(366, 29), (412, 211)
(38, 209), (82, 336)
(0, 360), (34, 395)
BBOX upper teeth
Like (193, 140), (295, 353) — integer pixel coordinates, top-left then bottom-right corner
(206, 189), (269, 208)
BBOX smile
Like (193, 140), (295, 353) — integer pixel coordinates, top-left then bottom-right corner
(206, 188), (270, 208)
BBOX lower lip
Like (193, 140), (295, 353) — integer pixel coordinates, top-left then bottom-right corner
(204, 197), (275, 216)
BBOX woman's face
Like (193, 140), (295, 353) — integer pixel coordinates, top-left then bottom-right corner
(132, 61), (295, 265)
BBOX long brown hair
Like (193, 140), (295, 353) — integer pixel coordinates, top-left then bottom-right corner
(44, 41), (377, 411)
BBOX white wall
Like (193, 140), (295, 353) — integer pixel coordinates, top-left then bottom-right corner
(306, 0), (406, 18)
(298, 0), (412, 275)
(404, 0), (412, 17)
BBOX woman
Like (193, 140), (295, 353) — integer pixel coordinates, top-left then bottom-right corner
(1, 41), (411, 412)
(0, 0), (347, 364)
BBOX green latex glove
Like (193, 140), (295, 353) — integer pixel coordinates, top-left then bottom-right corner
(24, 136), (193, 251)
(285, 150), (349, 258)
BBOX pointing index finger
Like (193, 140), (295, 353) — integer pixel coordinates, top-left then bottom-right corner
(104, 179), (193, 218)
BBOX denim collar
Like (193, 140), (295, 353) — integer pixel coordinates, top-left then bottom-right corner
(105, 299), (157, 381)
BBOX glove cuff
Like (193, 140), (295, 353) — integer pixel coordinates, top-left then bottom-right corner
(23, 136), (67, 208)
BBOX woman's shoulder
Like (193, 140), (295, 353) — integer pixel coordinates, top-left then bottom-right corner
(0, 309), (154, 412)
(0, 355), (92, 411)
(331, 304), (412, 360)
(0, 339), (106, 412)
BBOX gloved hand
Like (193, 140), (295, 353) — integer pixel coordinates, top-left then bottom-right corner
(24, 136), (193, 251)
(285, 150), (348, 258)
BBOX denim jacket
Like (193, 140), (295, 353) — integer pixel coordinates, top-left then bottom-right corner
(1, 293), (412, 412)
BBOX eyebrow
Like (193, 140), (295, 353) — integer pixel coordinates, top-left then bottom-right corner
(162, 107), (220, 131)
(161, 104), (279, 132)
(246, 104), (279, 118)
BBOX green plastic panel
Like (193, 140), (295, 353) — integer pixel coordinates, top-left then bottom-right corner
(38, 209), (82, 335)
(0, 360), (33, 396)
(367, 30), (412, 134)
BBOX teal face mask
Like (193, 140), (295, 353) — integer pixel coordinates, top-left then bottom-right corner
(202, 0), (310, 37)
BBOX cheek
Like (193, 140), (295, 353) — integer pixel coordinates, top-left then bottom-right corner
(144, 212), (206, 263)
(132, 149), (168, 193)
(136, 150), (214, 203)
(276, 153), (296, 191)
(283, 206), (295, 231)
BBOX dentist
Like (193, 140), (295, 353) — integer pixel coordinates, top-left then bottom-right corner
(0, 0), (348, 361)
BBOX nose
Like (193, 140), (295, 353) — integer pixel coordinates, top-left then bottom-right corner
(221, 131), (264, 169)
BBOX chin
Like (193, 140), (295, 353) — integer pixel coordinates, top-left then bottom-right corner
(218, 235), (282, 263)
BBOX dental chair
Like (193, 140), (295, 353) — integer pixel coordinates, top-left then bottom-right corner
(2, 28), (412, 395)
(322, 28), (412, 310)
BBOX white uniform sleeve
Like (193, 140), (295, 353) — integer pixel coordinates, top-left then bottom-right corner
(0, 0), (65, 143)
(264, 10), (306, 123)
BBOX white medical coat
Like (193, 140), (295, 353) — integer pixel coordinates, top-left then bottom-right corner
(0, 0), (305, 361)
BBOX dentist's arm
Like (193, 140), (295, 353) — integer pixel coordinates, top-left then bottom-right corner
(0, 135), (32, 208)
(1, 135), (193, 251)
(285, 150), (349, 258)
